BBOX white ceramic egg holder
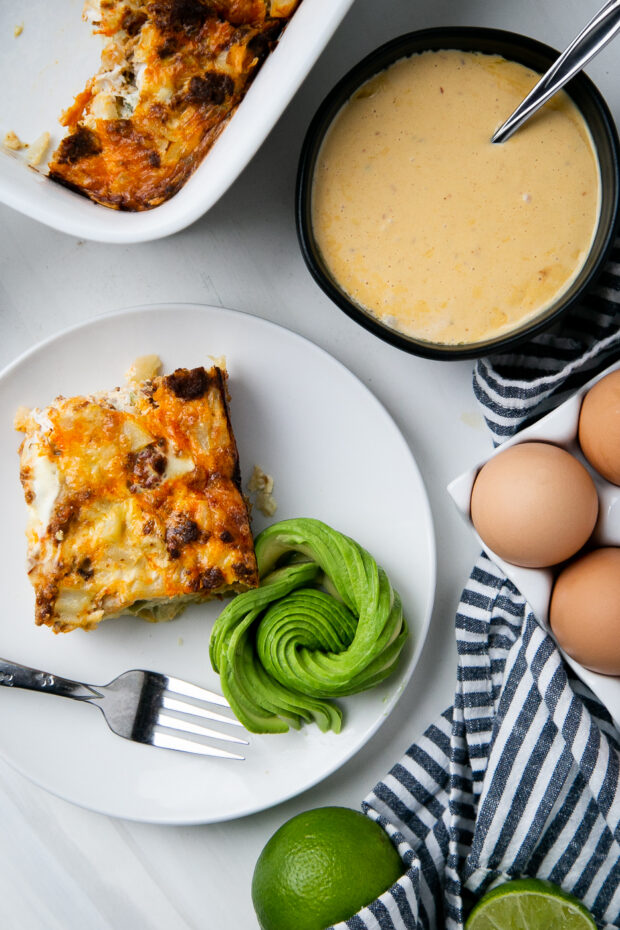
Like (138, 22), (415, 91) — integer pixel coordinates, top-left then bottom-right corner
(448, 359), (620, 731)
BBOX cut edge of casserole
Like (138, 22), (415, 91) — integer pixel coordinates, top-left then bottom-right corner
(15, 355), (259, 633)
(47, 0), (301, 211)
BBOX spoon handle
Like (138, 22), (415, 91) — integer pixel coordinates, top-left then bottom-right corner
(492, 0), (620, 143)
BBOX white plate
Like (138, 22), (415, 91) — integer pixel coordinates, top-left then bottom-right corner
(447, 359), (620, 731)
(0, 0), (355, 243)
(0, 304), (436, 824)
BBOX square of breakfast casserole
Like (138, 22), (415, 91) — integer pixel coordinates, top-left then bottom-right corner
(15, 357), (258, 633)
(48, 0), (301, 210)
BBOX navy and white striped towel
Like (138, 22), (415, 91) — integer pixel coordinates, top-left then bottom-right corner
(332, 240), (620, 930)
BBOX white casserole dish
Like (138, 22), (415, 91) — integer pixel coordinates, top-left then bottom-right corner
(0, 0), (355, 243)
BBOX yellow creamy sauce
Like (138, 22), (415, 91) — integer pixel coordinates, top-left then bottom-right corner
(312, 50), (601, 345)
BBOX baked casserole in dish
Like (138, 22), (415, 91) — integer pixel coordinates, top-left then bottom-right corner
(49, 0), (300, 210)
(0, 0), (356, 240)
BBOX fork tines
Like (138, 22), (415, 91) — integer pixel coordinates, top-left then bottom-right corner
(155, 675), (248, 760)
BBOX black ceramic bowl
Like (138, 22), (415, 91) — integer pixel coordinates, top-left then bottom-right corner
(296, 27), (620, 360)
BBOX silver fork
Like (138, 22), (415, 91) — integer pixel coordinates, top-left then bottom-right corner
(0, 658), (248, 760)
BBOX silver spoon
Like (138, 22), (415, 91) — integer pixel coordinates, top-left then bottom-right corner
(492, 0), (620, 144)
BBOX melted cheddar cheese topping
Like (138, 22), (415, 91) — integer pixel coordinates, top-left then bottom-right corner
(16, 362), (258, 632)
(48, 0), (301, 210)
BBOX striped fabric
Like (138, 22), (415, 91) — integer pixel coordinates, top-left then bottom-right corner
(331, 239), (620, 930)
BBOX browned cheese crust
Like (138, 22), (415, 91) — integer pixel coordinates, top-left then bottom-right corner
(16, 364), (259, 632)
(48, 0), (300, 210)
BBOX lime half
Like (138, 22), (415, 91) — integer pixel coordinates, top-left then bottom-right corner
(465, 878), (597, 930)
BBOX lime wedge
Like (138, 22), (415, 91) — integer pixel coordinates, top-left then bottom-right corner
(465, 878), (597, 930)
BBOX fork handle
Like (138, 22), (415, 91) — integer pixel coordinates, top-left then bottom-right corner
(0, 658), (101, 702)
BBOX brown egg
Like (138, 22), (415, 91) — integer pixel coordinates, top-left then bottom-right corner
(549, 548), (620, 676)
(470, 441), (598, 568)
(578, 369), (620, 485)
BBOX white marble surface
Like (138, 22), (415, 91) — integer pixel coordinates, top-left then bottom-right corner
(0, 0), (617, 927)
